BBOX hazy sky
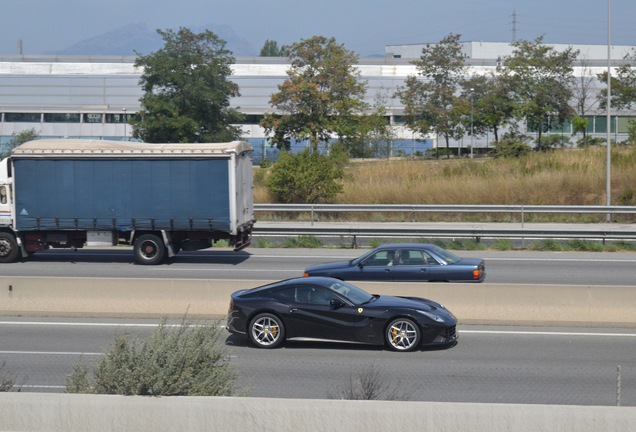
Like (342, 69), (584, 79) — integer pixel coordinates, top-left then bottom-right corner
(1, 0), (633, 57)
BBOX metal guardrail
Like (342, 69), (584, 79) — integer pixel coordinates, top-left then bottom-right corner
(253, 204), (636, 246)
(255, 203), (636, 217)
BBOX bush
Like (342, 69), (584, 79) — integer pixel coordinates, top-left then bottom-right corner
(566, 239), (604, 252)
(66, 319), (239, 396)
(328, 364), (413, 400)
(0, 361), (22, 392)
(530, 239), (563, 251)
(538, 134), (571, 150)
(283, 235), (322, 248)
(267, 149), (346, 204)
(491, 133), (532, 158)
(576, 136), (606, 148)
(493, 239), (514, 251)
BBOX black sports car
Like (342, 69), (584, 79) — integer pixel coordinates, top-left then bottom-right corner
(303, 243), (486, 283)
(226, 276), (458, 352)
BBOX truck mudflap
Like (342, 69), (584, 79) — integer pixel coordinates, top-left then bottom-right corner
(232, 228), (252, 251)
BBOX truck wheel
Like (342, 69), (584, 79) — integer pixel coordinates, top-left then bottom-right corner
(0, 232), (19, 263)
(134, 234), (166, 265)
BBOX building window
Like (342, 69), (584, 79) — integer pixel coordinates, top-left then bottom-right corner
(83, 113), (103, 123)
(236, 114), (264, 125)
(105, 113), (130, 123)
(4, 113), (42, 122)
(43, 113), (80, 123)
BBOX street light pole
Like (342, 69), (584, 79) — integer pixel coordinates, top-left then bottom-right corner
(606, 0), (611, 221)
(470, 88), (474, 159)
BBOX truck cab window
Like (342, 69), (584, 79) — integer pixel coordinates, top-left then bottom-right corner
(0, 186), (7, 204)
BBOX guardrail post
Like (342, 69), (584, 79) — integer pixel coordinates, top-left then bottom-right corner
(617, 365), (622, 407)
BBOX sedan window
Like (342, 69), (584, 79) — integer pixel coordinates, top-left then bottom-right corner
(362, 250), (396, 267)
(328, 280), (373, 305)
(429, 245), (461, 264)
(398, 249), (426, 265)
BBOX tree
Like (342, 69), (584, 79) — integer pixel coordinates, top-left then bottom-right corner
(502, 37), (578, 150)
(463, 73), (515, 144)
(66, 319), (239, 396)
(2, 128), (39, 159)
(398, 34), (467, 158)
(260, 36), (368, 152)
(597, 49), (636, 111)
(571, 57), (599, 142)
(260, 39), (290, 57)
(131, 27), (242, 143)
(266, 149), (345, 203)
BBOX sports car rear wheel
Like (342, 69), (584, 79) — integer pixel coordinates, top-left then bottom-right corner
(248, 313), (285, 349)
(386, 318), (421, 352)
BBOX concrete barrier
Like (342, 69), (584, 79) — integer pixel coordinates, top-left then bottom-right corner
(0, 393), (634, 432)
(1, 276), (635, 326)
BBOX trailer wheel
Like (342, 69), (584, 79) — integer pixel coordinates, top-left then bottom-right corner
(0, 232), (19, 263)
(133, 234), (166, 265)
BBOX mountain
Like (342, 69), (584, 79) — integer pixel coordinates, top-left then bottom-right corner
(48, 22), (257, 57)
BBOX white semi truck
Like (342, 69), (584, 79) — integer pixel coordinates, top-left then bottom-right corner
(0, 139), (254, 265)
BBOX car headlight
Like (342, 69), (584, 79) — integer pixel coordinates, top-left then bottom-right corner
(417, 310), (445, 323)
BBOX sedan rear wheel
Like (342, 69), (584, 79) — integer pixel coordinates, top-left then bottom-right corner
(248, 313), (285, 349)
(386, 318), (421, 352)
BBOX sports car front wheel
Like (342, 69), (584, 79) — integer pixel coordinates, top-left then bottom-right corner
(248, 313), (285, 349)
(386, 318), (421, 352)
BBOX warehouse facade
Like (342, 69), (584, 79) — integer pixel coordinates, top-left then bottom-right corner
(1, 42), (634, 161)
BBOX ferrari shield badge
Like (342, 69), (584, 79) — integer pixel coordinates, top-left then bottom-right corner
(357, 308), (364, 313)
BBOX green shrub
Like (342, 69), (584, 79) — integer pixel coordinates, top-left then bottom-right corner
(566, 239), (604, 252)
(254, 238), (275, 248)
(538, 134), (571, 150)
(65, 319), (239, 396)
(530, 239), (563, 251)
(493, 239), (514, 251)
(576, 136), (606, 148)
(491, 133), (532, 158)
(267, 149), (346, 204)
(605, 241), (636, 251)
(283, 235), (322, 248)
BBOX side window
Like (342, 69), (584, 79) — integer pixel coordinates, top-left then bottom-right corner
(422, 252), (439, 265)
(270, 287), (297, 302)
(295, 286), (335, 306)
(399, 249), (426, 265)
(364, 250), (396, 266)
(0, 186), (6, 204)
(307, 286), (335, 305)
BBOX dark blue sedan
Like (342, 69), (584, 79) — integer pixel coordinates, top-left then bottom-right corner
(303, 243), (485, 282)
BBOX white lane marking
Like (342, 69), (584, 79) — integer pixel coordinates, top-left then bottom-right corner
(20, 385), (65, 389)
(0, 351), (101, 355)
(0, 322), (162, 327)
(1, 321), (634, 338)
(461, 330), (636, 337)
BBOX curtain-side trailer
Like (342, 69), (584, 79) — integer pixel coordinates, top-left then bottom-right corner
(0, 139), (254, 265)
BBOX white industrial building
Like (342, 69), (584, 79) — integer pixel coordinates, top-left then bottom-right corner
(0, 42), (634, 161)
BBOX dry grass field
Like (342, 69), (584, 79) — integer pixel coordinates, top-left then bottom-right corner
(253, 146), (636, 223)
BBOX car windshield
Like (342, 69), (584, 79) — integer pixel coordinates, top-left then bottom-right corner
(328, 280), (373, 305)
(429, 245), (461, 264)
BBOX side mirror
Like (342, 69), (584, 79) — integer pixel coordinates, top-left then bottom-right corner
(330, 299), (345, 308)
